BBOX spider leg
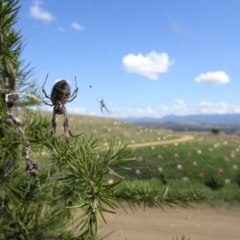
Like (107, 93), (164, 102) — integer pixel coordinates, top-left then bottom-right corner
(41, 74), (51, 100)
(42, 74), (49, 88)
(68, 76), (79, 103)
(99, 99), (110, 114)
(104, 105), (110, 113)
(63, 106), (83, 148)
(41, 74), (53, 106)
(51, 111), (57, 145)
(68, 88), (78, 103)
(42, 88), (51, 100)
(42, 98), (53, 106)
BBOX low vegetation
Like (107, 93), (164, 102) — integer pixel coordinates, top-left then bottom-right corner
(1, 1), (239, 239)
(38, 111), (240, 206)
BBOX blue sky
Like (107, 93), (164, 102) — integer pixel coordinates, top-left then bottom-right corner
(16, 0), (240, 118)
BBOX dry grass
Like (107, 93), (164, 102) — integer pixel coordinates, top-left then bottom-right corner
(20, 110), (179, 146)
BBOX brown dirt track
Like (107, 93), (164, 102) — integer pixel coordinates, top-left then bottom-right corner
(97, 135), (240, 239)
(99, 203), (240, 240)
(128, 135), (194, 149)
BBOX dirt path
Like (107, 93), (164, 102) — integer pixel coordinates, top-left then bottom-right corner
(98, 135), (240, 239)
(71, 134), (239, 239)
(99, 204), (240, 240)
(128, 135), (194, 149)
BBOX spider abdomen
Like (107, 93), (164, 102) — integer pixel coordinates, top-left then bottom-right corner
(41, 74), (82, 147)
(51, 80), (71, 105)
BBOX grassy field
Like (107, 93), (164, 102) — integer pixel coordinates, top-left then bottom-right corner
(21, 110), (240, 205)
(119, 134), (240, 181)
(16, 110), (240, 239)
(20, 110), (178, 146)
(115, 132), (240, 205)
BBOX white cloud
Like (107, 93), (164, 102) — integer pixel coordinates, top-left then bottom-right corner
(39, 105), (87, 114)
(109, 101), (240, 119)
(39, 100), (240, 119)
(29, 0), (55, 22)
(122, 51), (174, 80)
(110, 107), (156, 118)
(158, 100), (240, 117)
(195, 71), (230, 84)
(71, 22), (84, 31)
(68, 107), (87, 114)
(198, 101), (230, 114)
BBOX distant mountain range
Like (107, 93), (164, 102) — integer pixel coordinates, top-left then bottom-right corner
(123, 114), (240, 125)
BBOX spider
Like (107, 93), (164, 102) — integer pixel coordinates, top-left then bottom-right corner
(98, 98), (110, 113)
(41, 74), (83, 146)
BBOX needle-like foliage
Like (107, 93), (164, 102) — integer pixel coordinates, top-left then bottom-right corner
(0, 0), (39, 112)
(51, 138), (134, 239)
(0, 1), (203, 239)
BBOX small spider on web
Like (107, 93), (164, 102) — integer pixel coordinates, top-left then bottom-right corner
(98, 98), (110, 114)
(41, 74), (83, 148)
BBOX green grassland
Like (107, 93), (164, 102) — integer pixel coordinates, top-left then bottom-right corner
(20, 110), (240, 205)
(20, 110), (178, 146)
(120, 135), (240, 181)
(114, 131), (240, 205)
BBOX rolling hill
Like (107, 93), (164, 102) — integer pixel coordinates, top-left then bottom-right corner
(123, 114), (240, 125)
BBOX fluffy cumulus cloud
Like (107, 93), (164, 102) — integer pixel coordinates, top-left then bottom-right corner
(71, 22), (84, 31)
(195, 71), (230, 84)
(40, 106), (87, 115)
(122, 51), (174, 80)
(158, 100), (240, 117)
(109, 100), (240, 118)
(29, 0), (55, 22)
(39, 100), (240, 119)
(198, 101), (231, 114)
(68, 107), (87, 114)
(111, 107), (156, 118)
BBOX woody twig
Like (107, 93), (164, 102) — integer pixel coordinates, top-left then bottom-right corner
(5, 91), (40, 176)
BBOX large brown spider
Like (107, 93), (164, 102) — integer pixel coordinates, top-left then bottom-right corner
(41, 74), (83, 147)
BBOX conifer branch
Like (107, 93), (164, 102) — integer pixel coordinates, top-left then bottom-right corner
(5, 91), (40, 176)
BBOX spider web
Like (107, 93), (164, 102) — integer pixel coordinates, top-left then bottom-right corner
(26, 0), (240, 198)
(21, 0), (240, 238)
(122, 127), (240, 205)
